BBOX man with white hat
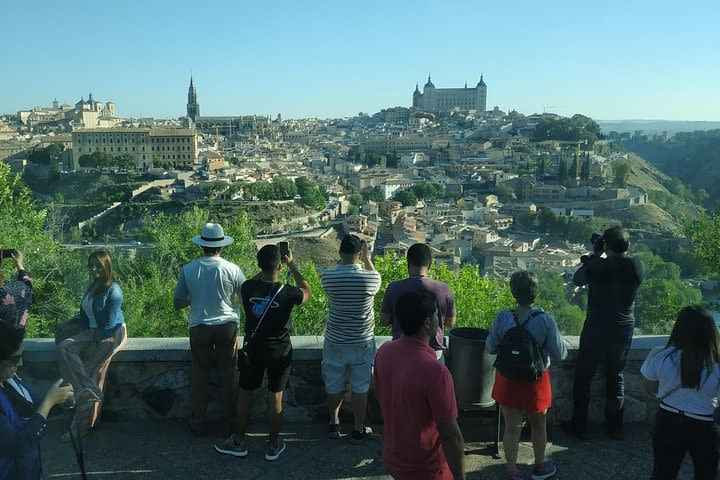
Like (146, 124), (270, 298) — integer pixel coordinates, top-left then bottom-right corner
(174, 222), (246, 437)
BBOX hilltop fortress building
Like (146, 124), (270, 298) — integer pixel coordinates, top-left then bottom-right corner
(412, 75), (487, 113)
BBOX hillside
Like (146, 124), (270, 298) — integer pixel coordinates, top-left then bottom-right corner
(624, 130), (720, 209)
(616, 153), (702, 233)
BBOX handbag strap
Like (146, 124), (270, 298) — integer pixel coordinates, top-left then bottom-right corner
(246, 284), (284, 344)
(659, 383), (682, 402)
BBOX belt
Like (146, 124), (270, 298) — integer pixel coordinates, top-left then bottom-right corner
(659, 402), (714, 422)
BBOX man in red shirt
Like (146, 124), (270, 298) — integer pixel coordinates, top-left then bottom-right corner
(373, 291), (466, 480)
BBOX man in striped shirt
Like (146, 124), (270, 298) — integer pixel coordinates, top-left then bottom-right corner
(321, 234), (381, 444)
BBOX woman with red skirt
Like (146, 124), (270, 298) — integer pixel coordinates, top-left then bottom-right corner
(486, 271), (568, 480)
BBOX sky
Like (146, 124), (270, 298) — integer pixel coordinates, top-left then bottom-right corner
(1, 0), (719, 121)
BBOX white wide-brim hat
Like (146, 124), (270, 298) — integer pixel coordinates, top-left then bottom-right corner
(192, 223), (234, 247)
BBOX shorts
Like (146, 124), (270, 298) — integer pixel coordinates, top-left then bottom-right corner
(239, 341), (292, 393)
(492, 369), (552, 414)
(322, 338), (376, 395)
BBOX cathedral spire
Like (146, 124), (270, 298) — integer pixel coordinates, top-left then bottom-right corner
(187, 76), (200, 122)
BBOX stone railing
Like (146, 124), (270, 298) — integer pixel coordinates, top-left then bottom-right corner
(19, 335), (667, 425)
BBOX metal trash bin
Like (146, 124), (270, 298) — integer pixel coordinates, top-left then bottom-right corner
(447, 327), (501, 457)
(446, 327), (496, 409)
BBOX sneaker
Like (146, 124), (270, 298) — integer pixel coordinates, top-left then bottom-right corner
(328, 422), (341, 439)
(506, 470), (525, 480)
(214, 435), (248, 458)
(559, 420), (589, 441)
(531, 460), (557, 480)
(265, 439), (286, 461)
(349, 426), (373, 445)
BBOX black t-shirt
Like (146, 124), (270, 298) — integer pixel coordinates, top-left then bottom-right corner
(241, 280), (303, 345)
(573, 255), (645, 330)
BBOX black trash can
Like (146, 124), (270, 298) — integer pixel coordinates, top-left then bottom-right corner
(446, 327), (496, 409)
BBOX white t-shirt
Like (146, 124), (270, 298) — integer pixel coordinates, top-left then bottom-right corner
(641, 345), (720, 416)
(82, 293), (97, 329)
(174, 256), (246, 328)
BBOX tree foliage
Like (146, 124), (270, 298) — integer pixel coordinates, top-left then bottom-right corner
(295, 176), (326, 210)
(612, 158), (632, 188)
(532, 114), (602, 147)
(394, 189), (417, 207)
(360, 187), (383, 202)
(29, 143), (64, 165)
(683, 211), (720, 276)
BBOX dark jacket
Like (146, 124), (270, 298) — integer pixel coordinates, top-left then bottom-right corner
(573, 254), (644, 331)
(0, 375), (46, 480)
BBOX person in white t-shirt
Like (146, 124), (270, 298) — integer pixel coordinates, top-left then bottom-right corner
(640, 305), (720, 480)
(174, 223), (246, 437)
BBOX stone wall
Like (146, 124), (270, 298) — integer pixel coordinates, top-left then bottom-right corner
(20, 335), (667, 425)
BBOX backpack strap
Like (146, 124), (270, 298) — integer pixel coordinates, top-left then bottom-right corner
(511, 309), (547, 349)
(511, 309), (544, 329)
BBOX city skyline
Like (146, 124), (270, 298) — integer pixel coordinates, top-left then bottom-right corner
(2, 0), (719, 121)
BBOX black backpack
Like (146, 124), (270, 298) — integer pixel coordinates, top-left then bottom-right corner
(494, 309), (546, 382)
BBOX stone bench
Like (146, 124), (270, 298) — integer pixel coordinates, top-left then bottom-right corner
(20, 335), (667, 425)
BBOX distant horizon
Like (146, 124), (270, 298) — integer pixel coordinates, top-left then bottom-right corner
(2, 1), (718, 122)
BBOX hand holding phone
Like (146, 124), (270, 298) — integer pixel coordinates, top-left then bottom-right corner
(278, 242), (290, 263)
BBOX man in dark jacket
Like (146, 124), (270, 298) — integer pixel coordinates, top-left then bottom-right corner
(562, 226), (645, 440)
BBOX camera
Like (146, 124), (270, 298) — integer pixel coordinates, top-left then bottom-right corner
(590, 233), (605, 253)
(1, 249), (17, 259)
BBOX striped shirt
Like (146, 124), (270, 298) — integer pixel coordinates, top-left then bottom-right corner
(321, 263), (382, 344)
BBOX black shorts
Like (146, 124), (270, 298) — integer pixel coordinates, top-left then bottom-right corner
(239, 342), (292, 392)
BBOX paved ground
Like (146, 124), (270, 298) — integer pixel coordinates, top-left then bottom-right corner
(42, 413), (696, 479)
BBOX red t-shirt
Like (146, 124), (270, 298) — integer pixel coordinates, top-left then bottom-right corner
(373, 336), (458, 480)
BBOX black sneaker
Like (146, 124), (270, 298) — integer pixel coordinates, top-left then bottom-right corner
(350, 426), (373, 445)
(265, 439), (286, 461)
(328, 423), (341, 439)
(560, 420), (589, 441)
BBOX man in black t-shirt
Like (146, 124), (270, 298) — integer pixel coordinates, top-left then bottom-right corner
(562, 226), (645, 440)
(214, 244), (311, 461)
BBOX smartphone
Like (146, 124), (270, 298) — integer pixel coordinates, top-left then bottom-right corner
(1, 249), (16, 259)
(278, 241), (290, 262)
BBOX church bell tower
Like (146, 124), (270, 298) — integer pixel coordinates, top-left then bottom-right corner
(187, 77), (200, 122)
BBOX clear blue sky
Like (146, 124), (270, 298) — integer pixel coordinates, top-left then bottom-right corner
(2, 0), (718, 120)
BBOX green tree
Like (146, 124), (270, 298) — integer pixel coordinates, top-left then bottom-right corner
(116, 153), (136, 170)
(496, 183), (515, 203)
(612, 158), (632, 188)
(249, 181), (274, 200)
(566, 217), (597, 244)
(683, 211), (720, 276)
(29, 148), (51, 165)
(295, 177), (326, 210)
(271, 177), (297, 199)
(394, 189), (417, 207)
(348, 193), (364, 206)
(536, 154), (549, 175)
(360, 187), (383, 202)
(635, 278), (702, 334)
(45, 143), (64, 159)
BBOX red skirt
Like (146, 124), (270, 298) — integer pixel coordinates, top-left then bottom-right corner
(492, 369), (552, 414)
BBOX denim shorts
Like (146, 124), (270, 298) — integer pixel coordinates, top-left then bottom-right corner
(322, 339), (376, 395)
